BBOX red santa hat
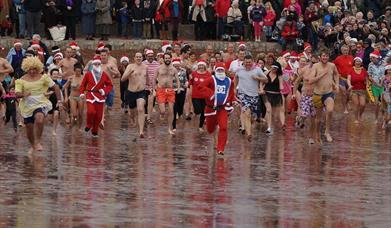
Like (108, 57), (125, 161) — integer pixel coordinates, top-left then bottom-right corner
(370, 50), (380, 58)
(238, 41), (246, 49)
(54, 52), (63, 60)
(172, 58), (181, 65)
(289, 51), (298, 59)
(92, 56), (102, 64)
(214, 62), (226, 71)
(385, 64), (391, 71)
(353, 57), (363, 62)
(31, 41), (40, 49)
(161, 41), (172, 53)
(304, 42), (312, 51)
(197, 59), (207, 67)
(14, 40), (22, 47)
(281, 51), (291, 58)
(69, 41), (80, 50)
(120, 56), (129, 63)
(172, 41), (181, 47)
(96, 42), (105, 51)
(157, 52), (164, 57)
(145, 49), (154, 56)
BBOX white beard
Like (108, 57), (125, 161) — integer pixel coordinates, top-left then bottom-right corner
(215, 73), (226, 80)
(93, 66), (102, 74)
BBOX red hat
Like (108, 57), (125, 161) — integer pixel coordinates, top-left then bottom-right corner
(54, 52), (63, 60)
(146, 49), (154, 55)
(157, 52), (164, 57)
(172, 58), (181, 65)
(69, 41), (80, 50)
(92, 56), (102, 64)
(353, 56), (363, 62)
(370, 50), (380, 58)
(214, 62), (225, 71)
(97, 42), (105, 51)
(14, 40), (22, 47)
(238, 41), (246, 48)
(385, 64), (391, 71)
(289, 51), (298, 59)
(298, 53), (306, 59)
(120, 56), (129, 63)
(172, 41), (181, 47)
(31, 41), (40, 49)
(281, 51), (290, 58)
(304, 42), (312, 51)
(162, 41), (172, 53)
(197, 59), (207, 67)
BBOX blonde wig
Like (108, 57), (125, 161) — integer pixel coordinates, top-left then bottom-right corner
(21, 56), (44, 73)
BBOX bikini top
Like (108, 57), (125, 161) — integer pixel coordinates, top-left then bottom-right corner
(264, 71), (280, 92)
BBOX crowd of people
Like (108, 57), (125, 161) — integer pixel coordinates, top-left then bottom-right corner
(0, 1), (389, 50)
(0, 35), (391, 155)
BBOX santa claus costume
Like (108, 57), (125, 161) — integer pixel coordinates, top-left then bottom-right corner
(79, 56), (113, 137)
(199, 63), (235, 155)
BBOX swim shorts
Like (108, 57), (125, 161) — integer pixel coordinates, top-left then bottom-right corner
(300, 95), (316, 117)
(237, 92), (259, 113)
(127, 90), (147, 109)
(312, 92), (335, 109)
(156, 88), (175, 104)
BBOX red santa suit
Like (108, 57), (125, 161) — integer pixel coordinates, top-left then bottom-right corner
(199, 63), (235, 154)
(79, 56), (113, 136)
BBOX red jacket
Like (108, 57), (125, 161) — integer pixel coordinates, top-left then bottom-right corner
(281, 23), (298, 40)
(264, 9), (276, 26)
(79, 71), (113, 103)
(199, 76), (235, 116)
(215, 0), (230, 17)
(189, 71), (212, 99)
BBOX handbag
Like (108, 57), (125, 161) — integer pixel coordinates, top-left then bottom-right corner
(49, 25), (66, 41)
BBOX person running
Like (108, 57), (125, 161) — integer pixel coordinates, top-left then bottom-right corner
(0, 57), (14, 119)
(100, 49), (120, 112)
(58, 47), (78, 81)
(235, 54), (267, 140)
(1, 86), (18, 132)
(368, 50), (385, 123)
(293, 57), (316, 143)
(119, 56), (130, 113)
(310, 51), (339, 144)
(155, 53), (180, 135)
(79, 56), (113, 138)
(263, 61), (285, 135)
(189, 60), (212, 132)
(334, 45), (354, 114)
(172, 58), (188, 131)
(200, 62), (235, 155)
(121, 52), (148, 138)
(347, 57), (368, 124)
(15, 57), (63, 153)
(46, 68), (62, 135)
(64, 63), (85, 130)
(381, 64), (391, 129)
(143, 50), (160, 124)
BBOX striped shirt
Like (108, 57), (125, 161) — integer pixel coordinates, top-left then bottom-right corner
(143, 60), (160, 90)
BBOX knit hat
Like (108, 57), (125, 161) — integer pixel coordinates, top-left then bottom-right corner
(120, 56), (129, 63)
(92, 56), (102, 64)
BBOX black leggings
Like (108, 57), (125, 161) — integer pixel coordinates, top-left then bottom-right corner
(172, 90), (186, 129)
(5, 109), (17, 129)
(120, 79), (129, 106)
(192, 98), (205, 128)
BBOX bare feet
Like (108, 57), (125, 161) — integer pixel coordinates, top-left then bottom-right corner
(28, 147), (35, 155)
(169, 129), (176, 135)
(35, 143), (43, 151)
(52, 130), (57, 136)
(354, 120), (359, 124)
(344, 110), (349, 114)
(247, 135), (252, 142)
(308, 138), (315, 144)
(198, 128), (204, 133)
(99, 122), (105, 130)
(324, 133), (333, 142)
(139, 133), (145, 138)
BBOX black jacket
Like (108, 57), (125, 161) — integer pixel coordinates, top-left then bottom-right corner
(24, 0), (44, 12)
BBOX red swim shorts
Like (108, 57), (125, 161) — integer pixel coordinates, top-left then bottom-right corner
(156, 88), (175, 104)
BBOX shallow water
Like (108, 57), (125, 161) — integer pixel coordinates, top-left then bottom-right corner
(1, 101), (390, 228)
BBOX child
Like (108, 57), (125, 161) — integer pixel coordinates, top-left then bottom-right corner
(2, 87), (18, 132)
(119, 1), (130, 38)
(250, 0), (266, 41)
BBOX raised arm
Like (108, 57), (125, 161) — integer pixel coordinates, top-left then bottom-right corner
(0, 59), (14, 74)
(121, 65), (133, 82)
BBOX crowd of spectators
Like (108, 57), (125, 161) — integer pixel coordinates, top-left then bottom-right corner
(0, 0), (390, 52)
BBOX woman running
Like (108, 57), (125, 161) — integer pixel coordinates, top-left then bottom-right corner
(46, 68), (62, 135)
(263, 61), (285, 135)
(15, 57), (63, 153)
(189, 60), (212, 132)
(172, 58), (188, 131)
(381, 65), (391, 129)
(64, 64), (85, 130)
(347, 57), (368, 124)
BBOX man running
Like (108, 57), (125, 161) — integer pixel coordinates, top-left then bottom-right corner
(59, 47), (78, 81)
(0, 57), (14, 119)
(121, 52), (148, 138)
(155, 53), (180, 135)
(310, 51), (339, 144)
(100, 49), (120, 111)
(334, 45), (354, 114)
(143, 50), (160, 124)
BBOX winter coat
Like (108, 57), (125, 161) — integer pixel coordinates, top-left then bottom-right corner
(13, 0), (26, 14)
(81, 0), (96, 15)
(23, 0), (44, 12)
(281, 22), (298, 40)
(58, 0), (81, 17)
(263, 9), (276, 26)
(96, 0), (112, 25)
(214, 0), (230, 17)
(191, 0), (206, 22)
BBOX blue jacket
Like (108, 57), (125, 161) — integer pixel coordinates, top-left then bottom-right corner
(13, 0), (26, 14)
(6, 48), (26, 66)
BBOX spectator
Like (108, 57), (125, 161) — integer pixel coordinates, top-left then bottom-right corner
(204, 0), (216, 40)
(167, 0), (183, 41)
(215, 0), (230, 39)
(191, 0), (206, 40)
(0, 0), (11, 36)
(96, 0), (112, 41)
(323, 6), (336, 26)
(131, 0), (144, 39)
(304, 1), (320, 51)
(143, 0), (153, 39)
(42, 0), (61, 40)
(24, 0), (44, 38)
(250, 0), (266, 42)
(158, 0), (171, 39)
(59, 0), (81, 40)
(363, 0), (381, 18)
(385, 6), (391, 26)
(117, 0), (130, 38)
(280, 19), (299, 51)
(227, 0), (243, 38)
(81, 0), (96, 40)
(247, 0), (256, 41)
(363, 38), (374, 69)
(263, 2), (276, 42)
(13, 0), (26, 38)
(288, 0), (301, 17)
